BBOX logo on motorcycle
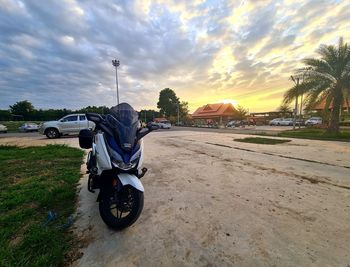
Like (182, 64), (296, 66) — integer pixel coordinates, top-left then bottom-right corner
(123, 143), (131, 148)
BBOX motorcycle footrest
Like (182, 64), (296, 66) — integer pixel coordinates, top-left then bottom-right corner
(88, 175), (95, 193)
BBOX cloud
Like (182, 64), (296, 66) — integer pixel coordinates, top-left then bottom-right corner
(0, 0), (349, 112)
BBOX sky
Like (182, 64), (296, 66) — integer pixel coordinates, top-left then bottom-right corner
(0, 0), (350, 113)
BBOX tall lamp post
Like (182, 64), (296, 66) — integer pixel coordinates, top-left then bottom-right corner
(177, 102), (180, 125)
(290, 75), (299, 130)
(112, 59), (120, 105)
(291, 69), (309, 129)
(299, 68), (311, 123)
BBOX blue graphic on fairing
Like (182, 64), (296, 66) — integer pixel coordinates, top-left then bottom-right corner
(106, 134), (140, 163)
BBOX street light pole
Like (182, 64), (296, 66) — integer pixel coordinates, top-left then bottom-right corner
(177, 103), (180, 125)
(298, 71), (308, 129)
(112, 59), (120, 105)
(299, 93), (303, 129)
(291, 75), (299, 130)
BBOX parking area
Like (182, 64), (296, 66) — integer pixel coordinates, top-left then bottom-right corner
(171, 125), (298, 134)
(1, 130), (349, 266)
(0, 132), (79, 147)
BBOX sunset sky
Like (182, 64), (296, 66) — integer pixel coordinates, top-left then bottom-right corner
(1, 0), (350, 112)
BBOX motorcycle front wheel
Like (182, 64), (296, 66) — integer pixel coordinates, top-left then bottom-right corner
(99, 186), (144, 230)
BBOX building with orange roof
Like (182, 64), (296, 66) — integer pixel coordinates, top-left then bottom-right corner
(312, 97), (350, 111)
(192, 103), (237, 125)
(153, 117), (169, 123)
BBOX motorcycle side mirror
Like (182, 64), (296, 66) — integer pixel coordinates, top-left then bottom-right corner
(86, 113), (104, 123)
(147, 122), (159, 131)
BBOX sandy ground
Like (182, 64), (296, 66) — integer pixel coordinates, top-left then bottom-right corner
(1, 131), (350, 267)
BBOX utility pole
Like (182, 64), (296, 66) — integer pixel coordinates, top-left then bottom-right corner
(291, 76), (299, 130)
(299, 93), (303, 129)
(298, 70), (308, 129)
(112, 59), (120, 105)
(177, 102), (180, 125)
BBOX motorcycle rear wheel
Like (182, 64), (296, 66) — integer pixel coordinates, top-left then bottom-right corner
(99, 186), (144, 230)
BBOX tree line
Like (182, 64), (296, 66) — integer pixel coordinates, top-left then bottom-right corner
(0, 88), (190, 122)
(0, 100), (112, 121)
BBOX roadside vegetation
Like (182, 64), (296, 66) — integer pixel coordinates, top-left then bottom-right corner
(0, 145), (84, 267)
(283, 37), (350, 134)
(278, 128), (350, 142)
(0, 100), (111, 122)
(1, 89), (191, 126)
(234, 137), (291, 145)
(0, 121), (41, 132)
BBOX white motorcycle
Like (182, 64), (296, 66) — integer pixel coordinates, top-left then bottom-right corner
(79, 103), (158, 230)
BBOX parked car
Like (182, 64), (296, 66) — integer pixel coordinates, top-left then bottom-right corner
(226, 120), (241, 128)
(269, 118), (283, 126)
(280, 118), (299, 126)
(0, 124), (7, 133)
(39, 114), (95, 138)
(305, 117), (322, 126)
(295, 119), (305, 126)
(157, 120), (171, 129)
(271, 118), (303, 126)
(18, 123), (39, 132)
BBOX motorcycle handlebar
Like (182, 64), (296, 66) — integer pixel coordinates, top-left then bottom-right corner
(86, 112), (156, 141)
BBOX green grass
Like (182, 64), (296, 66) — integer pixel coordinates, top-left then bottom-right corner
(0, 121), (42, 132)
(234, 137), (291, 145)
(0, 145), (84, 267)
(278, 128), (350, 142)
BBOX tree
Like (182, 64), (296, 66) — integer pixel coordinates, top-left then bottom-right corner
(157, 88), (179, 117)
(0, 110), (11, 121)
(78, 106), (110, 114)
(277, 103), (293, 116)
(283, 37), (350, 134)
(138, 109), (160, 123)
(9, 100), (35, 120)
(179, 101), (189, 118)
(234, 105), (248, 120)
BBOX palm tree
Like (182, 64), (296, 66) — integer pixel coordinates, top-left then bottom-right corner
(234, 105), (249, 120)
(283, 37), (350, 134)
(277, 103), (293, 116)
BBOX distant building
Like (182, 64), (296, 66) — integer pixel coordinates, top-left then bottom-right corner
(192, 103), (237, 125)
(311, 97), (350, 111)
(153, 117), (169, 123)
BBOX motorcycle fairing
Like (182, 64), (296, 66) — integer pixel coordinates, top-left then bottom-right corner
(117, 173), (144, 192)
(94, 133), (112, 175)
(105, 134), (141, 163)
(107, 103), (139, 152)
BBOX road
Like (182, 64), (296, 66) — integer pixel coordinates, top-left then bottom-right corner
(0, 125), (295, 139)
(1, 130), (349, 266)
(164, 125), (296, 135)
(77, 131), (350, 267)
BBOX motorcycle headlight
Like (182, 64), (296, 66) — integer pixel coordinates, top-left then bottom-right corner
(112, 157), (139, 170)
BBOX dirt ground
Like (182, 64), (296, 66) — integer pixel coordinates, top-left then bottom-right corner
(1, 131), (350, 267)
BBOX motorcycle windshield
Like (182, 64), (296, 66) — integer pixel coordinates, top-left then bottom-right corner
(107, 103), (139, 151)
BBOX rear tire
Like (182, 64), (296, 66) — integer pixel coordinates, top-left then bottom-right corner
(99, 186), (144, 230)
(45, 128), (60, 139)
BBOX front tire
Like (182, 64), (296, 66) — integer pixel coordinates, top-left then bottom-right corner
(45, 128), (59, 139)
(99, 186), (144, 230)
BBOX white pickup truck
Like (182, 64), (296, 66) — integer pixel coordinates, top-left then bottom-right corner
(39, 114), (95, 139)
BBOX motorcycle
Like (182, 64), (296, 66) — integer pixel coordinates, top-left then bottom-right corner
(78, 103), (158, 230)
